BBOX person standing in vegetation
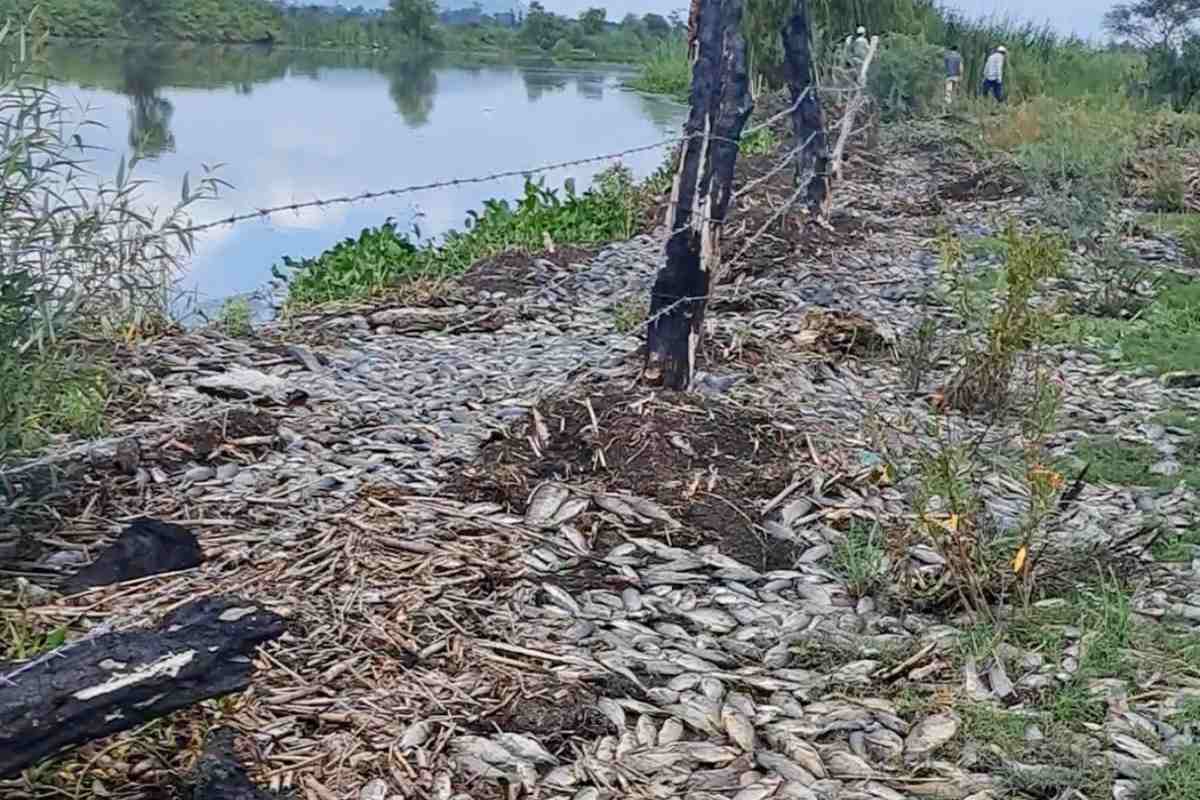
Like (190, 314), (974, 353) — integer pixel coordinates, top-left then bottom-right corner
(982, 45), (1007, 102)
(944, 43), (963, 105)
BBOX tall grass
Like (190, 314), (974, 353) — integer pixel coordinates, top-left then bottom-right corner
(635, 1), (1137, 107)
(1, 15), (221, 455)
(626, 36), (690, 102)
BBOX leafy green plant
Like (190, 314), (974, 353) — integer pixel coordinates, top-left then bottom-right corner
(279, 165), (649, 307)
(740, 126), (779, 156)
(217, 296), (253, 336)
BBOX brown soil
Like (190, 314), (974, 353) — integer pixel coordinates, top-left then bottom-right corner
(453, 387), (810, 573)
(182, 409), (278, 461)
(937, 164), (1027, 202)
(458, 246), (599, 298)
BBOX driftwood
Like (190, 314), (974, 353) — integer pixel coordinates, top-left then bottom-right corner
(644, 0), (753, 390)
(830, 35), (880, 183)
(0, 596), (285, 778)
(781, 0), (830, 216)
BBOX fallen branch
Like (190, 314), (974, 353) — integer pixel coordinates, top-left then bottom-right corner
(0, 596), (285, 778)
(830, 35), (880, 184)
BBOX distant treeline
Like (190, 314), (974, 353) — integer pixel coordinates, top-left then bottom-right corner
(0, 0), (683, 61)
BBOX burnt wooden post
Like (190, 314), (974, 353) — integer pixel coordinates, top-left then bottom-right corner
(644, 0), (753, 390)
(781, 0), (830, 216)
(0, 596), (285, 778)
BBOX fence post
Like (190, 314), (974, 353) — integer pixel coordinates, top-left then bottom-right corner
(644, 0), (753, 391)
(781, 0), (829, 216)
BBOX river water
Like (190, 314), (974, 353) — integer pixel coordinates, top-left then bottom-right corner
(43, 43), (685, 315)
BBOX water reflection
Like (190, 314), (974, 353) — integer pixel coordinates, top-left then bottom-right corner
(119, 46), (176, 158)
(384, 53), (438, 127)
(40, 44), (686, 303)
(520, 65), (569, 102)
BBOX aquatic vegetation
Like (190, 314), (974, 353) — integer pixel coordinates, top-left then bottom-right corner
(278, 166), (651, 307)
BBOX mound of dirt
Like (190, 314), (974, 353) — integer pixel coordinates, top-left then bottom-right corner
(454, 387), (810, 572)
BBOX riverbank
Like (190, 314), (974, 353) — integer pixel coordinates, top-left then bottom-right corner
(4, 99), (1200, 799)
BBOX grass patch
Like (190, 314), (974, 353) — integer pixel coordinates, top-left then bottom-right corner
(1, 351), (111, 455)
(831, 521), (886, 598)
(1152, 529), (1200, 562)
(960, 704), (1029, 752)
(612, 296), (648, 334)
(1069, 435), (1199, 490)
(1056, 279), (1200, 374)
(1137, 746), (1200, 800)
(277, 167), (650, 307)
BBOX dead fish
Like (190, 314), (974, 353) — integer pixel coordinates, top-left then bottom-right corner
(756, 751), (815, 784)
(621, 747), (688, 773)
(684, 608), (739, 634)
(625, 495), (678, 526)
(526, 482), (570, 528)
(664, 701), (720, 735)
(451, 736), (521, 767)
(672, 741), (740, 764)
(669, 432), (698, 457)
(540, 582), (582, 616)
(551, 497), (590, 527)
(531, 406), (551, 446)
(636, 714), (659, 747)
(659, 717), (686, 745)
(399, 720), (433, 749)
(495, 733), (558, 765)
(596, 697), (627, 731)
(722, 706), (757, 752)
(594, 493), (644, 521)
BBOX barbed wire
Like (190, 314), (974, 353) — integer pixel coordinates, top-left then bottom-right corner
(0, 91), (813, 267)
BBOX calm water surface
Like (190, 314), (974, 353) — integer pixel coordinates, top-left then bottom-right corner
(44, 43), (686, 313)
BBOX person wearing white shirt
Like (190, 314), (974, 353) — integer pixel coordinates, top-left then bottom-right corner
(982, 45), (1007, 102)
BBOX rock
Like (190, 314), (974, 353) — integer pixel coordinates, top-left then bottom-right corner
(905, 713), (959, 762)
(62, 518), (203, 593)
(1150, 459), (1182, 477)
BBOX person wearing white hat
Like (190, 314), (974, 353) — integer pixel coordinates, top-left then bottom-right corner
(983, 45), (1007, 102)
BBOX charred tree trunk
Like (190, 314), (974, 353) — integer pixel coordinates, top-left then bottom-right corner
(0, 596), (285, 778)
(644, 0), (753, 390)
(782, 0), (829, 216)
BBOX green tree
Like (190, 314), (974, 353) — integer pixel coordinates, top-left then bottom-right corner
(519, 2), (567, 50)
(642, 12), (669, 38)
(389, 0), (440, 45)
(1104, 0), (1200, 48)
(579, 7), (606, 36)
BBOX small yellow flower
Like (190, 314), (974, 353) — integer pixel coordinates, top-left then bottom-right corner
(1012, 544), (1028, 575)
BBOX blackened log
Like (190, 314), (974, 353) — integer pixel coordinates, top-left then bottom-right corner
(782, 0), (830, 215)
(0, 596), (285, 778)
(645, 0), (753, 390)
(190, 727), (277, 800)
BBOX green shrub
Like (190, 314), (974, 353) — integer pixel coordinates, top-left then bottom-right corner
(278, 165), (649, 307)
(868, 32), (943, 120)
(628, 37), (690, 101)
